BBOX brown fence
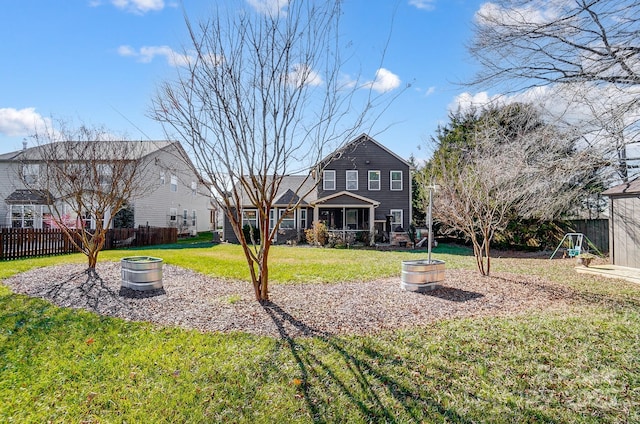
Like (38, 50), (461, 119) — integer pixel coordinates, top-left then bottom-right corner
(0, 226), (178, 261)
(564, 219), (609, 253)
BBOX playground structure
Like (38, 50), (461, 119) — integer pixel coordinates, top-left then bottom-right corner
(550, 232), (602, 259)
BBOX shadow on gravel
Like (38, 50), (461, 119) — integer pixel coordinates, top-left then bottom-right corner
(40, 268), (140, 318)
(423, 287), (484, 302)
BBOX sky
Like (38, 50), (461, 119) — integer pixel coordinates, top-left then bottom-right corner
(0, 0), (489, 161)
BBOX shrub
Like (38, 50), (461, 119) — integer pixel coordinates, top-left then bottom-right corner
(242, 224), (260, 244)
(305, 220), (328, 246)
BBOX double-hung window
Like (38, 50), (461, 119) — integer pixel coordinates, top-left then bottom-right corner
(323, 170), (336, 190)
(368, 170), (380, 190)
(300, 209), (307, 229)
(98, 164), (112, 186)
(191, 181), (197, 196)
(279, 209), (295, 229)
(10, 205), (37, 228)
(183, 209), (188, 226)
(169, 208), (177, 223)
(22, 164), (40, 185)
(170, 175), (177, 192)
(242, 210), (258, 228)
(346, 170), (358, 190)
(192, 210), (197, 226)
(390, 171), (403, 191)
(390, 209), (403, 231)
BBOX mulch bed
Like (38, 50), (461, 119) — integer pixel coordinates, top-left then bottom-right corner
(3, 262), (577, 338)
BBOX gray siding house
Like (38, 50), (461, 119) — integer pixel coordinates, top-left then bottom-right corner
(603, 179), (640, 268)
(0, 140), (213, 234)
(223, 134), (412, 244)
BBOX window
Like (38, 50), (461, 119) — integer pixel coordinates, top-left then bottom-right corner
(11, 205), (37, 228)
(170, 175), (177, 192)
(160, 172), (166, 185)
(346, 209), (358, 229)
(182, 209), (188, 226)
(169, 208), (177, 223)
(269, 209), (275, 230)
(300, 209), (307, 229)
(390, 209), (403, 231)
(192, 210), (197, 226)
(98, 164), (112, 186)
(390, 171), (403, 191)
(81, 211), (93, 229)
(22, 164), (40, 185)
(191, 181), (197, 196)
(323, 170), (336, 190)
(242, 210), (258, 228)
(279, 209), (295, 229)
(346, 170), (358, 190)
(368, 170), (380, 190)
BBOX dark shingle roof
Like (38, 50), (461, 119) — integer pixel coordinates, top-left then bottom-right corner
(5, 189), (53, 204)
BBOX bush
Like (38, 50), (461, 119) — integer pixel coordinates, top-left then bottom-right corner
(242, 224), (260, 244)
(305, 220), (328, 246)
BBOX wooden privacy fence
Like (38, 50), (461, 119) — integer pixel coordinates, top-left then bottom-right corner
(563, 219), (609, 253)
(0, 226), (178, 261)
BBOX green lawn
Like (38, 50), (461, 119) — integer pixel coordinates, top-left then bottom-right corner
(1, 243), (639, 423)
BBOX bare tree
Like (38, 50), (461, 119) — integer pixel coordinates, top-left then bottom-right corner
(21, 122), (155, 270)
(152, 1), (394, 301)
(426, 103), (601, 275)
(470, 0), (639, 91)
(469, 0), (640, 184)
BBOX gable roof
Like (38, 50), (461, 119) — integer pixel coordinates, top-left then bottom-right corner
(602, 178), (640, 196)
(318, 133), (412, 168)
(311, 190), (380, 207)
(5, 189), (53, 205)
(236, 174), (318, 206)
(0, 140), (177, 162)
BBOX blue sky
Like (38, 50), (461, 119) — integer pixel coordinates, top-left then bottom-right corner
(0, 0), (487, 160)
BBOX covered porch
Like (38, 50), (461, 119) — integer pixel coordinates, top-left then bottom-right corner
(311, 191), (379, 245)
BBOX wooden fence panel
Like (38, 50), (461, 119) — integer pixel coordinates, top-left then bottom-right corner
(564, 219), (609, 253)
(1, 226), (180, 260)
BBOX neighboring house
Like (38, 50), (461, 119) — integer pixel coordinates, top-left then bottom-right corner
(0, 140), (213, 234)
(223, 134), (412, 244)
(602, 179), (640, 268)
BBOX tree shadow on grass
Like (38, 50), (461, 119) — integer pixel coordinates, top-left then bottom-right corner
(261, 301), (474, 423)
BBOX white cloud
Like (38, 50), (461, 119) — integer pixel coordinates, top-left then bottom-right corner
(0, 108), (50, 137)
(111, 0), (164, 14)
(285, 64), (323, 87)
(424, 86), (436, 96)
(475, 1), (568, 27)
(246, 0), (288, 15)
(118, 45), (192, 67)
(409, 0), (436, 11)
(363, 68), (401, 93)
(448, 91), (504, 113)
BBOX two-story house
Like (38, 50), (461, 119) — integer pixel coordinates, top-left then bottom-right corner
(223, 134), (412, 244)
(0, 140), (213, 234)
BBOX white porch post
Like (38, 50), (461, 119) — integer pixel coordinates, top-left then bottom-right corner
(369, 205), (375, 246)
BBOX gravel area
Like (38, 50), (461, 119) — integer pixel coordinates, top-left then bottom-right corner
(3, 262), (576, 338)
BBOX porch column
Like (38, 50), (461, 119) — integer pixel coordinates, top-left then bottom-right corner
(369, 205), (375, 246)
(314, 205), (319, 226)
(342, 207), (346, 239)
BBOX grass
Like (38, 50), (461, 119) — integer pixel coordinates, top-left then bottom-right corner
(1, 243), (639, 422)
